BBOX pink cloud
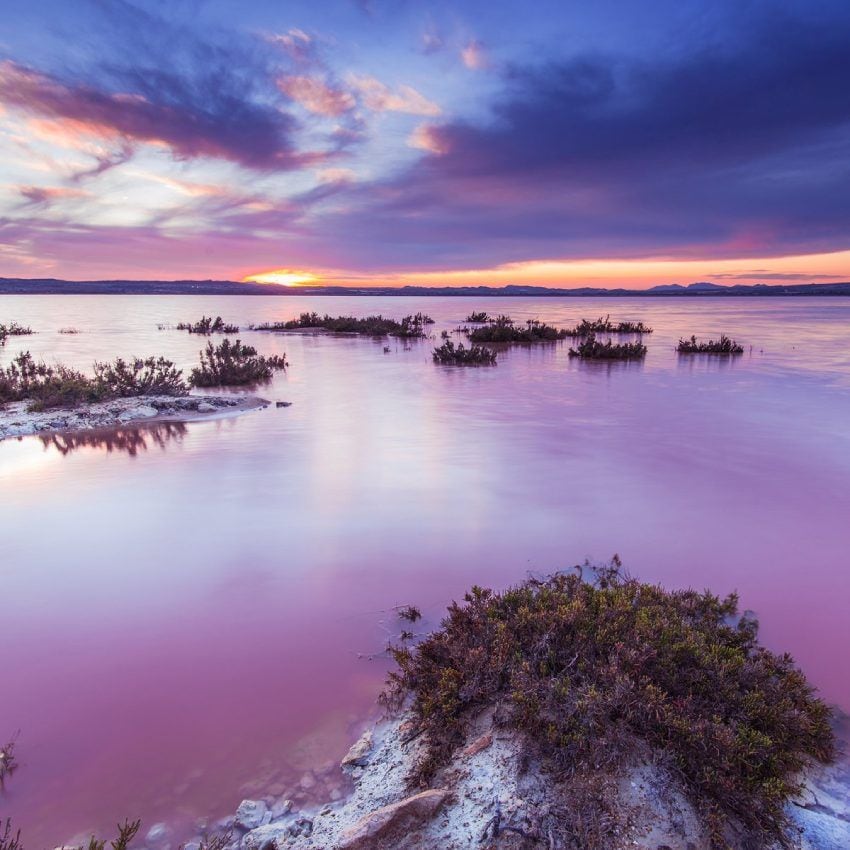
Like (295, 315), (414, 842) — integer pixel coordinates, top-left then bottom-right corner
(461, 40), (489, 70)
(347, 75), (440, 116)
(277, 75), (356, 117)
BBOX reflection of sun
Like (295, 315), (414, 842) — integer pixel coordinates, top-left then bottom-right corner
(242, 269), (319, 287)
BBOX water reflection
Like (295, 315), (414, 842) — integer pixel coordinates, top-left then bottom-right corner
(39, 422), (187, 456)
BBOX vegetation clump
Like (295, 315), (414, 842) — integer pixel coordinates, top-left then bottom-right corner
(677, 334), (744, 354)
(566, 315), (653, 336)
(384, 562), (835, 848)
(569, 334), (647, 359)
(189, 339), (287, 387)
(0, 322), (33, 344)
(467, 316), (568, 344)
(464, 311), (491, 323)
(1, 818), (139, 850)
(432, 340), (497, 365)
(0, 735), (18, 787)
(176, 316), (239, 334)
(253, 313), (430, 337)
(0, 352), (187, 411)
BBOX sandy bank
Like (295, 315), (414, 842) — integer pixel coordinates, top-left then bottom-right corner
(0, 394), (269, 441)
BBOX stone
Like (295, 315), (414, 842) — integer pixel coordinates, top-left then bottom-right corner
(275, 401), (292, 408)
(235, 799), (268, 830)
(341, 730), (373, 768)
(270, 798), (293, 820)
(337, 789), (450, 849)
(461, 732), (492, 758)
(197, 401), (216, 413)
(240, 823), (290, 850)
(299, 772), (317, 791)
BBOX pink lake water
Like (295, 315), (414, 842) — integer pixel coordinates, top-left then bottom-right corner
(1, 295), (849, 846)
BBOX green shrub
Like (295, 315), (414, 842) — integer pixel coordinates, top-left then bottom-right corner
(566, 316), (653, 336)
(432, 340), (497, 365)
(384, 562), (835, 848)
(189, 339), (288, 387)
(467, 317), (567, 343)
(677, 335), (744, 354)
(569, 334), (647, 359)
(176, 316), (239, 334)
(0, 352), (187, 410)
(93, 357), (187, 397)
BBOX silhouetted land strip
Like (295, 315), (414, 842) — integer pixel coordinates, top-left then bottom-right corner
(3, 278), (850, 296)
(677, 334), (745, 354)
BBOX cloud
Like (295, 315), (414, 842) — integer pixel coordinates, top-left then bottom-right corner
(0, 60), (313, 171)
(461, 40), (489, 70)
(408, 124), (448, 154)
(18, 185), (89, 206)
(267, 28), (314, 64)
(709, 272), (846, 281)
(347, 75), (440, 116)
(277, 75), (356, 116)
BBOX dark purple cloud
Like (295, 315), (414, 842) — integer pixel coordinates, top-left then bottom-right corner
(0, 60), (320, 170)
(303, 8), (850, 270)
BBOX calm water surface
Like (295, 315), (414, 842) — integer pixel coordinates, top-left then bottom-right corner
(1, 296), (849, 845)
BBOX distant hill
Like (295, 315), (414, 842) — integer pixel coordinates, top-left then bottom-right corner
(1, 277), (849, 296)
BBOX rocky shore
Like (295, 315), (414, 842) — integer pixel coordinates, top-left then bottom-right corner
(142, 711), (850, 850)
(0, 394), (269, 441)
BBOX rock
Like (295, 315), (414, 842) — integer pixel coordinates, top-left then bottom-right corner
(461, 732), (492, 758)
(183, 842), (201, 850)
(235, 799), (268, 830)
(288, 817), (313, 838)
(337, 789), (450, 849)
(240, 823), (290, 850)
(299, 772), (317, 791)
(275, 401), (292, 408)
(145, 823), (169, 843)
(270, 798), (293, 820)
(196, 401), (216, 413)
(341, 730), (373, 768)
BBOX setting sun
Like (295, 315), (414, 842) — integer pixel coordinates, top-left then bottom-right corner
(242, 269), (320, 287)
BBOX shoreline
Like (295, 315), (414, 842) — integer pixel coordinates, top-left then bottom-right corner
(0, 394), (269, 442)
(135, 710), (850, 850)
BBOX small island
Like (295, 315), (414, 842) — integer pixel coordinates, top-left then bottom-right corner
(569, 334), (648, 359)
(678, 335), (745, 354)
(432, 340), (497, 365)
(466, 316), (569, 344)
(252, 313), (433, 337)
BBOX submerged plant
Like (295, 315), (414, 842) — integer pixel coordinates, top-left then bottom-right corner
(189, 339), (288, 387)
(677, 334), (744, 354)
(383, 562), (835, 849)
(568, 334), (647, 359)
(467, 316), (568, 344)
(252, 313), (430, 338)
(464, 311), (491, 323)
(432, 340), (497, 365)
(176, 316), (239, 334)
(566, 315), (653, 336)
(0, 322), (33, 344)
(0, 734), (18, 787)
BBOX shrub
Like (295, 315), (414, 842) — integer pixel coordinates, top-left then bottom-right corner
(568, 334), (647, 359)
(92, 357), (187, 397)
(176, 316), (239, 334)
(677, 334), (744, 354)
(464, 311), (491, 323)
(189, 339), (288, 387)
(566, 315), (653, 336)
(58, 327), (80, 334)
(1, 818), (139, 850)
(252, 313), (430, 337)
(0, 352), (187, 410)
(432, 340), (497, 365)
(0, 322), (33, 344)
(467, 317), (567, 343)
(0, 734), (18, 787)
(383, 562), (835, 848)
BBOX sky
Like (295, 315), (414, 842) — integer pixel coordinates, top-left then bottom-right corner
(1, 0), (849, 288)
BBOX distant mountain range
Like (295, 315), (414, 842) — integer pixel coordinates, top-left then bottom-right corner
(1, 277), (849, 297)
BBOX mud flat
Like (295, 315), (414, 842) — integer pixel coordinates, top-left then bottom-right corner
(0, 394), (268, 441)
